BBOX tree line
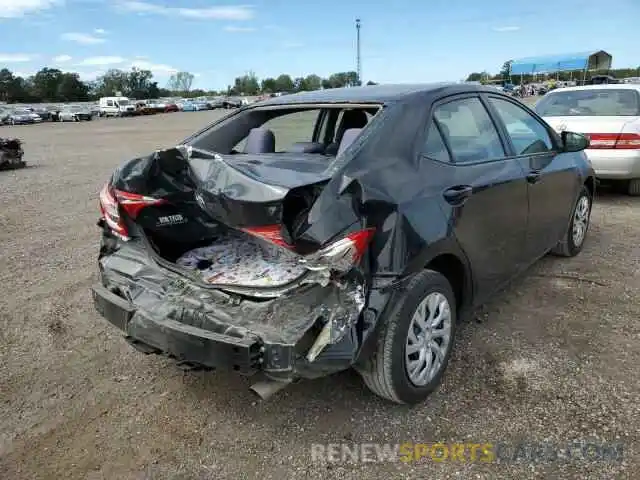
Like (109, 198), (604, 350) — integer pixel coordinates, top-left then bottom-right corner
(0, 66), (377, 104)
(467, 61), (640, 84)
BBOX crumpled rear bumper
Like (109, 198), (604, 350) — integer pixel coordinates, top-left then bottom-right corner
(94, 243), (372, 380)
(92, 284), (263, 373)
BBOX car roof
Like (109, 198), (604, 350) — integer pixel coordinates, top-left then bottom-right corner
(255, 82), (492, 105)
(547, 84), (640, 93)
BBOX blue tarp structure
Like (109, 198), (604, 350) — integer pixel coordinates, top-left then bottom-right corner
(510, 51), (612, 75)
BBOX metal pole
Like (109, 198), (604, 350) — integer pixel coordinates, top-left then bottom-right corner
(356, 18), (362, 86)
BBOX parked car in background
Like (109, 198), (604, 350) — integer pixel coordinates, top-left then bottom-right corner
(93, 83), (595, 404)
(31, 106), (55, 121)
(181, 101), (210, 112)
(2, 108), (41, 125)
(99, 96), (136, 117)
(145, 100), (167, 113)
(164, 102), (179, 113)
(58, 105), (93, 122)
(134, 101), (156, 116)
(536, 84), (640, 195)
(223, 96), (244, 108)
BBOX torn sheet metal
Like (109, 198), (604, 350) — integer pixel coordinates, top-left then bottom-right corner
(99, 243), (366, 374)
(175, 230), (308, 287)
(0, 138), (25, 170)
(111, 146), (333, 234)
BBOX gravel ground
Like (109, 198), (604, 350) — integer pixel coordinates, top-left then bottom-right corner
(0, 111), (639, 480)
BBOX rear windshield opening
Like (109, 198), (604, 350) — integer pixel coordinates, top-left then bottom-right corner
(189, 104), (383, 157)
(536, 89), (640, 117)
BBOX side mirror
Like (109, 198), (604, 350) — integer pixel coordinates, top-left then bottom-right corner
(561, 131), (590, 152)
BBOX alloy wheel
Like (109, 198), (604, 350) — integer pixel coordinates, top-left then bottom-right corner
(572, 195), (590, 247)
(405, 292), (453, 386)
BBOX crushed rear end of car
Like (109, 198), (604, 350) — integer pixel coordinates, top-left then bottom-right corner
(93, 144), (383, 396)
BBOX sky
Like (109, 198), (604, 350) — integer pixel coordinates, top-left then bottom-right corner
(1, 0), (639, 90)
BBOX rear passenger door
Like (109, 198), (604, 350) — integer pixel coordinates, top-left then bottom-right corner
(426, 95), (530, 301)
(485, 95), (577, 259)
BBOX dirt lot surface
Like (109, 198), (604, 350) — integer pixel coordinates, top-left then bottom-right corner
(1, 111), (639, 479)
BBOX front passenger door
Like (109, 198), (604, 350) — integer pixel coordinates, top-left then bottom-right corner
(486, 96), (578, 259)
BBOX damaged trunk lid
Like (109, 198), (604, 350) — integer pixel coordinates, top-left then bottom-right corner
(105, 147), (368, 296)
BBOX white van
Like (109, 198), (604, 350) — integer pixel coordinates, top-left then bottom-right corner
(99, 96), (136, 117)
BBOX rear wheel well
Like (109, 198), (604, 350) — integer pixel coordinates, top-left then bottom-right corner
(425, 254), (466, 310)
(584, 176), (595, 198)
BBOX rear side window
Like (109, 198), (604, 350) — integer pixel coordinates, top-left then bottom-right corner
(488, 97), (554, 155)
(422, 122), (451, 163)
(433, 97), (505, 163)
(535, 89), (640, 116)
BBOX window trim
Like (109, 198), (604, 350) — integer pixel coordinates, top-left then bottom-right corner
(482, 93), (562, 157)
(420, 118), (453, 164)
(421, 93), (510, 166)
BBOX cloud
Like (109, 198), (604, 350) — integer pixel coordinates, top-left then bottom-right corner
(13, 70), (36, 78)
(76, 70), (106, 81)
(53, 54), (72, 63)
(0, 0), (59, 18)
(0, 53), (35, 62)
(116, 1), (254, 20)
(492, 26), (520, 32)
(224, 25), (255, 32)
(130, 59), (177, 75)
(282, 42), (303, 49)
(77, 56), (126, 66)
(94, 28), (107, 34)
(61, 32), (106, 44)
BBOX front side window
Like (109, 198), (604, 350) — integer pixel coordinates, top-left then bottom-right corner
(433, 97), (505, 163)
(489, 97), (554, 155)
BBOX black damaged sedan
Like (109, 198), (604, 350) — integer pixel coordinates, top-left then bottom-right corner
(93, 83), (595, 404)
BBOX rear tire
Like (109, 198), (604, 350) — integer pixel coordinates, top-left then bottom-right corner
(551, 185), (592, 257)
(628, 179), (640, 196)
(357, 270), (457, 405)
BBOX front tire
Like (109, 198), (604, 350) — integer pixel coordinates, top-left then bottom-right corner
(628, 179), (640, 196)
(357, 270), (457, 404)
(551, 185), (592, 257)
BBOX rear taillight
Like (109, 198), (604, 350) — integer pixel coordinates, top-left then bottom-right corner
(98, 182), (165, 240)
(586, 133), (640, 149)
(300, 228), (376, 273)
(242, 225), (376, 273)
(241, 225), (293, 249)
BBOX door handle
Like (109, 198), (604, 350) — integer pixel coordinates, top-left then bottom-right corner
(443, 185), (473, 204)
(526, 171), (541, 184)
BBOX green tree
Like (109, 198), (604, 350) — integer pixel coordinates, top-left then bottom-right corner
(57, 72), (90, 101)
(127, 67), (154, 98)
(232, 71), (260, 95)
(500, 61), (512, 82)
(260, 77), (276, 93)
(95, 69), (129, 97)
(304, 74), (322, 91)
(366, 80), (378, 86)
(274, 74), (294, 92)
(167, 71), (195, 92)
(31, 68), (64, 101)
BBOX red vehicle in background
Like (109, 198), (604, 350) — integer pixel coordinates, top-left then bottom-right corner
(164, 103), (180, 113)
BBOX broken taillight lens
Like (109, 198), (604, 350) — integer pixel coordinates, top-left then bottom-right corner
(98, 182), (166, 240)
(300, 228), (376, 273)
(241, 225), (294, 249)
